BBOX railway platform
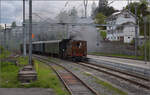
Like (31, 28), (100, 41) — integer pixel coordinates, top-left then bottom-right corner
(88, 55), (150, 69)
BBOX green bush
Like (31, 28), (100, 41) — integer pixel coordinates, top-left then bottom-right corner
(140, 40), (150, 60)
(0, 46), (4, 53)
(100, 31), (107, 40)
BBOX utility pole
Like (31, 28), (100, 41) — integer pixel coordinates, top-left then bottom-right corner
(144, 17), (147, 64)
(149, 20), (150, 62)
(0, 0), (1, 87)
(83, 0), (88, 18)
(66, 24), (69, 39)
(29, 0), (32, 65)
(4, 24), (6, 50)
(23, 0), (26, 57)
(134, 5), (138, 58)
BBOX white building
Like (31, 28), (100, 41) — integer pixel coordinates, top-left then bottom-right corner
(106, 9), (139, 43)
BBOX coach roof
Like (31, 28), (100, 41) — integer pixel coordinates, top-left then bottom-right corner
(32, 40), (61, 44)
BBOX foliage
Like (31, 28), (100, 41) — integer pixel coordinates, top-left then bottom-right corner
(95, 13), (106, 24)
(125, 0), (150, 36)
(95, 6), (118, 17)
(0, 46), (4, 53)
(126, 0), (149, 17)
(0, 48), (11, 59)
(130, 39), (135, 45)
(17, 56), (28, 65)
(140, 40), (150, 60)
(11, 21), (17, 28)
(100, 30), (107, 40)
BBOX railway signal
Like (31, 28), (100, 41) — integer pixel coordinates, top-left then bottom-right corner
(32, 34), (34, 39)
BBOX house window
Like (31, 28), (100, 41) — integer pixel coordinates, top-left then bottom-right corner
(128, 37), (130, 39)
(124, 14), (130, 18)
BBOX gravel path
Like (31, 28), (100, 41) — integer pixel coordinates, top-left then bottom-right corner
(53, 58), (150, 95)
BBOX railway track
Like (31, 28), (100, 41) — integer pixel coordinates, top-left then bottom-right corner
(33, 55), (99, 95)
(76, 62), (150, 90)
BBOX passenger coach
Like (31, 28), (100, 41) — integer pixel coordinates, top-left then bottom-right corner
(30, 39), (87, 61)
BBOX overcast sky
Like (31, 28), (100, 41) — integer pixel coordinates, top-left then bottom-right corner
(0, 0), (130, 26)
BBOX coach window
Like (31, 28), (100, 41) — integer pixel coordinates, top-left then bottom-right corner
(77, 42), (82, 48)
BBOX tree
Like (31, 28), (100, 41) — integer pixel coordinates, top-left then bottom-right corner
(94, 6), (118, 17)
(126, 0), (149, 18)
(95, 13), (106, 30)
(95, 13), (106, 24)
(100, 30), (107, 40)
(125, 2), (141, 18)
(11, 21), (17, 28)
(125, 0), (150, 36)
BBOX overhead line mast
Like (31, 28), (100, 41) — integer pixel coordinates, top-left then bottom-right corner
(23, 0), (26, 57)
(29, 0), (32, 65)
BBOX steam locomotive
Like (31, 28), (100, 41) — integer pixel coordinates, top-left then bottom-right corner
(21, 39), (87, 61)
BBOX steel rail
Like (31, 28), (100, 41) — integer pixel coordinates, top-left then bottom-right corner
(76, 62), (150, 90)
(83, 60), (150, 81)
(33, 55), (99, 95)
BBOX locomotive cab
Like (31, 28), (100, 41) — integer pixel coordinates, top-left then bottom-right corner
(59, 39), (87, 61)
(71, 41), (87, 57)
(66, 40), (87, 61)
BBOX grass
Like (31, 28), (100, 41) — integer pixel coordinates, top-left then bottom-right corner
(88, 52), (143, 60)
(0, 50), (11, 59)
(83, 72), (128, 95)
(17, 56), (28, 65)
(73, 68), (79, 71)
(0, 50), (21, 87)
(0, 62), (21, 88)
(0, 57), (69, 95)
(23, 60), (69, 95)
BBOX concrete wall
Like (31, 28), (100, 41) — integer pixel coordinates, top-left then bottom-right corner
(97, 41), (136, 56)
